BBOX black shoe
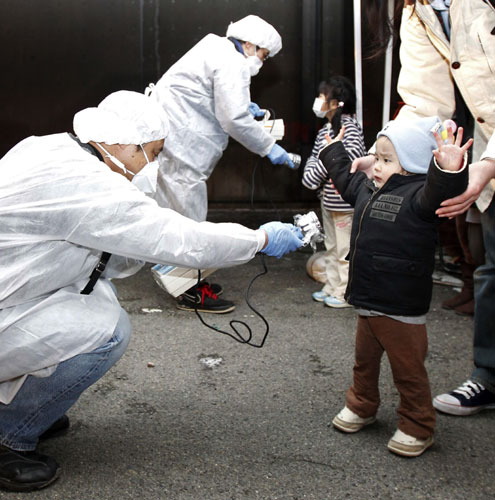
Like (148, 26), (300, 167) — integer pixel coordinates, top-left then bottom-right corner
(39, 415), (70, 441)
(0, 445), (60, 492)
(177, 283), (235, 313)
(185, 281), (223, 296)
(203, 282), (223, 296)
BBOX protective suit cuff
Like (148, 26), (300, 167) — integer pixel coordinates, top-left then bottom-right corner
(255, 229), (267, 252)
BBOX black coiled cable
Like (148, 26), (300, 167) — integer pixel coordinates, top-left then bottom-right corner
(191, 107), (281, 347)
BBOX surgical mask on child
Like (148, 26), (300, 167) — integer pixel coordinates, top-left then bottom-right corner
(131, 146), (159, 194)
(246, 48), (263, 77)
(312, 97), (328, 118)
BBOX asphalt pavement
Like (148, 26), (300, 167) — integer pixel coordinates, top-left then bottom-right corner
(2, 208), (493, 500)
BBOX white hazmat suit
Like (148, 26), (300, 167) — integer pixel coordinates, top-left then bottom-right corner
(149, 15), (282, 222)
(0, 106), (267, 404)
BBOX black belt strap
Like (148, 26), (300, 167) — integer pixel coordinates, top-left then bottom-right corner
(80, 252), (112, 295)
(70, 135), (111, 295)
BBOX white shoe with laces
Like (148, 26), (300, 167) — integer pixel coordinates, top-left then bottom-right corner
(387, 429), (434, 457)
(332, 406), (376, 433)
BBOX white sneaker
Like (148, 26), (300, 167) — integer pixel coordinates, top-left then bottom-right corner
(324, 296), (352, 308)
(312, 290), (331, 302)
(387, 429), (434, 457)
(332, 406), (376, 433)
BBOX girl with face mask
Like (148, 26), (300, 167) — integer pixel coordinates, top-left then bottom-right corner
(302, 75), (367, 308)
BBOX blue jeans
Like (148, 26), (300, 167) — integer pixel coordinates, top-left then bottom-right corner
(472, 197), (495, 393)
(0, 307), (131, 451)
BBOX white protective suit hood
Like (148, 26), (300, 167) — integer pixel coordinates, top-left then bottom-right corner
(73, 90), (169, 145)
(226, 15), (282, 57)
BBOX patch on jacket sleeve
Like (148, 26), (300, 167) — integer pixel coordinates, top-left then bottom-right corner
(369, 194), (404, 222)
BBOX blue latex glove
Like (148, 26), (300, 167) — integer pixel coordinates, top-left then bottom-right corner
(248, 102), (265, 118)
(259, 222), (304, 259)
(267, 144), (294, 168)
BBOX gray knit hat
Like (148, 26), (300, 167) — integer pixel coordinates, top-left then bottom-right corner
(377, 116), (441, 174)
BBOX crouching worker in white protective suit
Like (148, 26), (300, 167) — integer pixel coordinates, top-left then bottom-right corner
(0, 90), (303, 492)
(147, 14), (294, 313)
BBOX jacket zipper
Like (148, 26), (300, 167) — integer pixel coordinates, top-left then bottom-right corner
(347, 190), (377, 296)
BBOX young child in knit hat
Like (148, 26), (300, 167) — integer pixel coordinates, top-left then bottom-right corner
(318, 116), (473, 457)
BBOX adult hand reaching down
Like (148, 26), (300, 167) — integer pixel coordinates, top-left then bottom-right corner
(436, 158), (495, 218)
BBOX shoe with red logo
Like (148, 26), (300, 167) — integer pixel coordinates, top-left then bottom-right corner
(177, 283), (234, 313)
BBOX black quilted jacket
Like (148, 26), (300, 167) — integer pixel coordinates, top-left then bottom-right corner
(319, 141), (468, 316)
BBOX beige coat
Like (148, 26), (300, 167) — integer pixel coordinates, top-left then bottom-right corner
(396, 0), (495, 208)
(397, 0), (495, 153)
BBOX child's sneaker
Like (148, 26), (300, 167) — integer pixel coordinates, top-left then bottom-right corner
(387, 429), (434, 457)
(332, 406), (376, 433)
(324, 296), (352, 308)
(433, 379), (495, 416)
(312, 290), (330, 302)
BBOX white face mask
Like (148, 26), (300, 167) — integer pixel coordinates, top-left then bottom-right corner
(246, 47), (263, 77)
(98, 143), (158, 195)
(132, 146), (159, 194)
(98, 143), (132, 175)
(312, 97), (327, 119)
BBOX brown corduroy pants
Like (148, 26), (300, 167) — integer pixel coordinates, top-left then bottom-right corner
(345, 315), (436, 440)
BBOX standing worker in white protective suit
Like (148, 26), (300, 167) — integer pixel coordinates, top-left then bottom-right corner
(147, 14), (295, 313)
(0, 90), (303, 492)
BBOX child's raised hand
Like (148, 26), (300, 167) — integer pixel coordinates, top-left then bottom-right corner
(324, 126), (345, 145)
(351, 154), (375, 177)
(432, 126), (473, 172)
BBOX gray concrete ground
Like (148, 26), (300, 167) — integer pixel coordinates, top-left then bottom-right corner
(2, 209), (493, 499)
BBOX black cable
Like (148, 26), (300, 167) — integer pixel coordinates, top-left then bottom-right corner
(250, 158), (281, 220)
(190, 106), (297, 348)
(192, 261), (270, 348)
(250, 157), (259, 208)
(251, 107), (282, 220)
(259, 160), (282, 220)
(266, 107), (277, 132)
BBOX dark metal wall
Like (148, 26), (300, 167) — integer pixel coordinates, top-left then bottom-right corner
(0, 0), (400, 206)
(1, 0), (144, 153)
